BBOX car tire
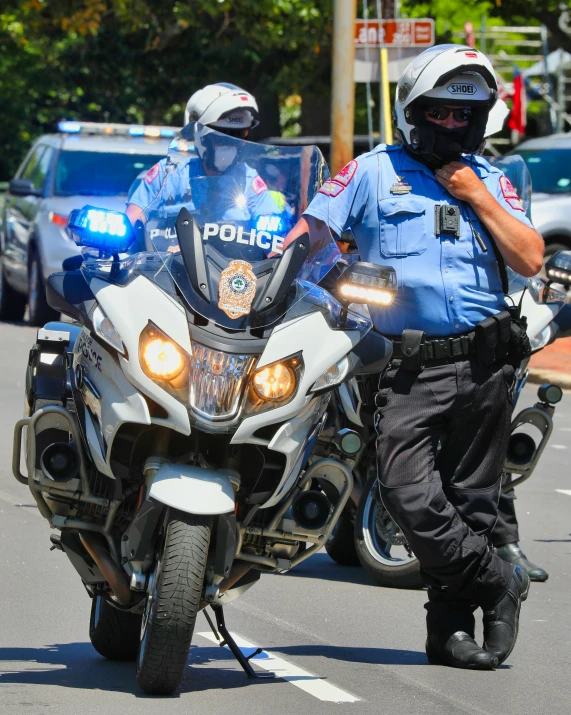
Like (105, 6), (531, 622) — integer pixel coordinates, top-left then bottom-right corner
(0, 258), (27, 322)
(28, 249), (58, 327)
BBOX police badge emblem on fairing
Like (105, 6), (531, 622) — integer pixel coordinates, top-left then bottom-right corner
(218, 260), (257, 319)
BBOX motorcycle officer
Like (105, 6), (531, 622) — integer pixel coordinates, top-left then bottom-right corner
(285, 45), (544, 670)
(126, 83), (261, 225)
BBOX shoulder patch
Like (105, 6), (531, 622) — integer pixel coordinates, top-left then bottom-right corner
(332, 160), (358, 187)
(252, 175), (268, 195)
(499, 175), (524, 211)
(318, 179), (345, 197)
(144, 163), (161, 184)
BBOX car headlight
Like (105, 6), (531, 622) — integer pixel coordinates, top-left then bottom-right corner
(246, 354), (303, 415)
(139, 323), (189, 386)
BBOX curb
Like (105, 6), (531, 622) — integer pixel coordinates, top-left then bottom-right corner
(527, 368), (571, 391)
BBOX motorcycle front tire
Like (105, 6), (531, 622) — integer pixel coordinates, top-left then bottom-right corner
(136, 510), (211, 695)
(354, 477), (423, 589)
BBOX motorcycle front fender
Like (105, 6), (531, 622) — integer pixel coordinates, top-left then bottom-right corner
(148, 464), (235, 515)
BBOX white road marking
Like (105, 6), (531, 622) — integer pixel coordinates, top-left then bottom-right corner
(197, 631), (360, 703)
(556, 489), (571, 497)
(551, 444), (568, 449)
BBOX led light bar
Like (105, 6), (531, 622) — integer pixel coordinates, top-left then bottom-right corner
(339, 283), (394, 306)
(58, 121), (82, 133)
(58, 121), (180, 137)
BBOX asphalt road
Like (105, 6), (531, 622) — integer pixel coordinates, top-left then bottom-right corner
(1, 320), (570, 715)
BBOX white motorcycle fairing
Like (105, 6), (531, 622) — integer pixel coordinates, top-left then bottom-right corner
(149, 464), (235, 515)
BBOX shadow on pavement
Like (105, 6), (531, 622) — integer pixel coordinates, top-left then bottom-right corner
(0, 642), (276, 697)
(279, 552), (377, 587)
(271, 643), (426, 666)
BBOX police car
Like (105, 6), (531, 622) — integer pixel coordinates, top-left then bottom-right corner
(0, 121), (176, 325)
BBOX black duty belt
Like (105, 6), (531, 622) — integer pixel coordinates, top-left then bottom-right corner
(391, 332), (476, 363)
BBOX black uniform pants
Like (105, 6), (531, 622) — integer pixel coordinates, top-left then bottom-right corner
(493, 479), (520, 547)
(376, 358), (515, 610)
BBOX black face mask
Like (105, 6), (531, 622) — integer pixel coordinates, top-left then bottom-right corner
(431, 125), (469, 163)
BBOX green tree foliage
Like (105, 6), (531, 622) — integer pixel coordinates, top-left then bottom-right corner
(0, 0), (332, 178)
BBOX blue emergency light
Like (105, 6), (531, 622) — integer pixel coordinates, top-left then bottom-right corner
(68, 206), (135, 254)
(129, 126), (145, 136)
(256, 215), (283, 233)
(58, 121), (82, 133)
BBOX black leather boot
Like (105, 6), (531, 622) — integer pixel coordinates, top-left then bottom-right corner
(495, 542), (548, 582)
(483, 564), (530, 665)
(425, 602), (498, 671)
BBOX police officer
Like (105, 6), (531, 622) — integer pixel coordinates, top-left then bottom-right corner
(126, 83), (261, 225)
(287, 45), (544, 670)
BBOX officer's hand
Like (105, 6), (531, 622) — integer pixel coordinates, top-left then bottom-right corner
(435, 162), (487, 203)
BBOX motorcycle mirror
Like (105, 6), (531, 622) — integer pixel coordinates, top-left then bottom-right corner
(337, 262), (397, 307)
(545, 250), (571, 289)
(62, 255), (84, 271)
(67, 205), (135, 255)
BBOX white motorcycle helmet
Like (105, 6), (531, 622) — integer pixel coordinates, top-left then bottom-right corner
(394, 44), (498, 159)
(184, 82), (259, 133)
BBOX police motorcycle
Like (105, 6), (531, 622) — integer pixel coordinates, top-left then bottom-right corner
(317, 155), (568, 588)
(12, 123), (396, 695)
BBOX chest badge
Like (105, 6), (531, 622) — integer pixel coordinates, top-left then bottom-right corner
(390, 175), (412, 195)
(218, 260), (257, 319)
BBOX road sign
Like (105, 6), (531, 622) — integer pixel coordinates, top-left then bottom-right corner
(355, 19), (435, 48)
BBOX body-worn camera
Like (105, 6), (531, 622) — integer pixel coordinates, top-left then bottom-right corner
(434, 204), (460, 238)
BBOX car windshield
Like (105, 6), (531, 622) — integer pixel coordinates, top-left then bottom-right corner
(54, 150), (164, 196)
(139, 122), (340, 330)
(517, 148), (571, 194)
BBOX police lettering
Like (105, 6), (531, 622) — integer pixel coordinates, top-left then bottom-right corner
(447, 83), (476, 95)
(202, 223), (284, 254)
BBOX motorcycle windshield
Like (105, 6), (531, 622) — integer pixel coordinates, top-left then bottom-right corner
(142, 123), (339, 330)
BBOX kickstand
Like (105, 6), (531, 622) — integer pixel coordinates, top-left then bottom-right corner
(206, 605), (275, 679)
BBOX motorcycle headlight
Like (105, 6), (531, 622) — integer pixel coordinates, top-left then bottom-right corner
(310, 356), (350, 393)
(189, 342), (255, 421)
(140, 324), (189, 386)
(93, 305), (125, 354)
(246, 354), (303, 415)
(253, 363), (296, 402)
(526, 276), (567, 305)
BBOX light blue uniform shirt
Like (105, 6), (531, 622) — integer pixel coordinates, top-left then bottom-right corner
(304, 145), (534, 337)
(128, 158), (167, 208)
